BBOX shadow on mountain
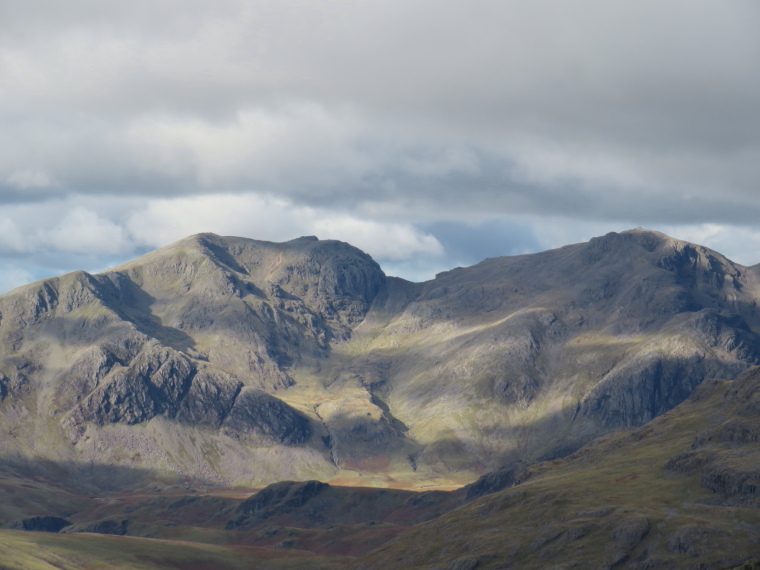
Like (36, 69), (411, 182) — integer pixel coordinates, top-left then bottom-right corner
(100, 276), (197, 353)
(0, 454), (215, 496)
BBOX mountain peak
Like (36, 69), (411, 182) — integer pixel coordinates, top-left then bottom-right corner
(0, 229), (758, 491)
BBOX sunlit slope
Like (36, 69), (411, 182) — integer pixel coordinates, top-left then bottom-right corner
(326, 229), (760, 475)
(0, 234), (385, 486)
(0, 529), (347, 570)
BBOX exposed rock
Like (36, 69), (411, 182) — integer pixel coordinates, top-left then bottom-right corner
(577, 506), (614, 519)
(176, 369), (242, 429)
(663, 451), (713, 475)
(226, 480), (329, 529)
(449, 559), (478, 570)
(66, 343), (196, 426)
(611, 516), (650, 549)
(580, 350), (730, 428)
(692, 420), (760, 448)
(52, 346), (117, 412)
(666, 524), (725, 557)
(700, 463), (760, 499)
(2, 229), (760, 487)
(6, 516), (72, 532)
(463, 462), (526, 501)
(62, 519), (129, 535)
(221, 387), (310, 444)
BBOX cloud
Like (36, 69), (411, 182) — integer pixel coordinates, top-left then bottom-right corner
(6, 169), (56, 190)
(42, 206), (132, 255)
(125, 192), (443, 267)
(0, 200), (134, 254)
(1, 1), (760, 289)
(0, 216), (30, 254)
(311, 216), (443, 261)
(0, 266), (36, 294)
(123, 103), (375, 193)
(1, 0), (758, 214)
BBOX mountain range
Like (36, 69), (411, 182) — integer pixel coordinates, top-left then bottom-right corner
(0, 228), (758, 568)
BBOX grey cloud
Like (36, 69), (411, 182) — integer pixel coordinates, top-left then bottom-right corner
(422, 220), (542, 267)
(1, 1), (760, 288)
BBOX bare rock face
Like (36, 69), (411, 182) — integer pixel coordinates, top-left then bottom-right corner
(6, 516), (72, 533)
(463, 462), (527, 502)
(700, 463), (760, 501)
(0, 233), (388, 484)
(222, 387), (311, 445)
(176, 369), (242, 430)
(666, 524), (726, 557)
(67, 342), (196, 426)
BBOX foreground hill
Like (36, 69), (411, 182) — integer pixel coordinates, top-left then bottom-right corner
(0, 360), (757, 568)
(0, 229), (760, 488)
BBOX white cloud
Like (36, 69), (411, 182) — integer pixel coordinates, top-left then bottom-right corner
(311, 216), (444, 260)
(0, 217), (30, 253)
(123, 103), (373, 191)
(41, 206), (133, 255)
(0, 267), (36, 293)
(125, 192), (443, 265)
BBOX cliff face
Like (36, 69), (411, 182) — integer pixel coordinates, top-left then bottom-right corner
(0, 229), (759, 486)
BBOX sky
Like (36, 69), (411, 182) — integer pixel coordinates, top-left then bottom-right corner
(1, 0), (760, 291)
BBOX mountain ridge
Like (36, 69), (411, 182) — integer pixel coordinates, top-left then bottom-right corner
(1, 228), (759, 489)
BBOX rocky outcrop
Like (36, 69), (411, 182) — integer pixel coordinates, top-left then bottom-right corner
(700, 463), (760, 501)
(226, 480), (462, 532)
(666, 524), (726, 557)
(222, 387), (311, 444)
(62, 519), (129, 536)
(579, 308), (760, 429)
(580, 352), (716, 428)
(663, 451), (714, 475)
(463, 462), (527, 501)
(176, 369), (242, 429)
(5, 516), (72, 532)
(66, 342), (196, 426)
(226, 480), (329, 529)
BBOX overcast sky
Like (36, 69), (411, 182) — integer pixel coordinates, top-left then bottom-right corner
(1, 0), (759, 290)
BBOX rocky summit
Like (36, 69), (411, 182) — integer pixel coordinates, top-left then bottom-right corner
(0, 228), (759, 568)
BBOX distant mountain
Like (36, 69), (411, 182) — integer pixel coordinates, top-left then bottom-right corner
(0, 229), (759, 488)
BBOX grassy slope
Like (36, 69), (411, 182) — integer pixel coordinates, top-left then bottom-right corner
(0, 529), (349, 570)
(0, 369), (757, 569)
(352, 369), (760, 569)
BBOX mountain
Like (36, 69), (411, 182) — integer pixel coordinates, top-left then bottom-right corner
(352, 363), (760, 569)
(0, 228), (759, 568)
(0, 229), (759, 490)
